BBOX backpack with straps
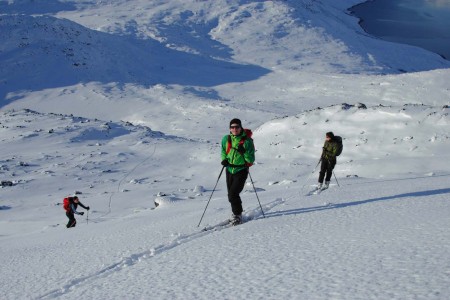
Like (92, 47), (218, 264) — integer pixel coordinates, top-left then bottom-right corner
(226, 128), (253, 154)
(63, 197), (71, 212)
(334, 136), (343, 156)
(63, 197), (78, 212)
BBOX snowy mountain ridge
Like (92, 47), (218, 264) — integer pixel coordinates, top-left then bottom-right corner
(0, 12), (270, 105)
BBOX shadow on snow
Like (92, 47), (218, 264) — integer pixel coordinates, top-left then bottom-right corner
(267, 188), (450, 218)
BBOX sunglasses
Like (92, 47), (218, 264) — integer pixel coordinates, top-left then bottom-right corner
(230, 125), (241, 129)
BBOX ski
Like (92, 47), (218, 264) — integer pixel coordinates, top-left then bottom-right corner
(202, 219), (233, 232)
(306, 186), (321, 196)
(201, 215), (252, 232)
(306, 184), (331, 196)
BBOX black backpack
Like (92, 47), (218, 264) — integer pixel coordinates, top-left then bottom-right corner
(334, 136), (343, 156)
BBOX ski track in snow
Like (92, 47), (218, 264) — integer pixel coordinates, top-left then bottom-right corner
(37, 198), (285, 299)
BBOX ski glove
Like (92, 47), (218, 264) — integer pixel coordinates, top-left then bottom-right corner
(237, 144), (245, 154)
(221, 159), (229, 166)
(79, 212), (84, 216)
(86, 206), (90, 211)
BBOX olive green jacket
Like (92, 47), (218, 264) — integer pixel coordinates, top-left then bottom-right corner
(322, 140), (338, 161)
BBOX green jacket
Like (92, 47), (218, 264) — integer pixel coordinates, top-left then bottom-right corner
(221, 131), (255, 174)
(322, 140), (338, 161)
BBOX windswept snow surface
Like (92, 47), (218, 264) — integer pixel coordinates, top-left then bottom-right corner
(1, 0), (450, 299)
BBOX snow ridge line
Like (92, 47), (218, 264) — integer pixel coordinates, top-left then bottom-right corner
(36, 198), (285, 299)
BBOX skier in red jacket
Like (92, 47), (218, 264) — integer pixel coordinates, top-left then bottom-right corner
(63, 196), (89, 228)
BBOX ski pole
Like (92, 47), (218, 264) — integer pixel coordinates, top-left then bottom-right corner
(333, 170), (340, 187)
(301, 158), (322, 190)
(197, 166), (225, 227)
(326, 157), (340, 188)
(248, 169), (265, 218)
(86, 210), (89, 225)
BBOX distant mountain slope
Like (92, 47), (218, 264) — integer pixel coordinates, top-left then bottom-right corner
(0, 14), (269, 105)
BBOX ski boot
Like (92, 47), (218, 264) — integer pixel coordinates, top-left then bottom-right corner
(321, 181), (330, 191)
(231, 214), (242, 226)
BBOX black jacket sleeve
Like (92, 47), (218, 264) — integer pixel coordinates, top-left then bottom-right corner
(78, 202), (88, 210)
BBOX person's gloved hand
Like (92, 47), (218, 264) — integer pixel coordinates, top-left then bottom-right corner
(221, 159), (229, 166)
(79, 212), (84, 216)
(237, 144), (245, 154)
(86, 206), (90, 211)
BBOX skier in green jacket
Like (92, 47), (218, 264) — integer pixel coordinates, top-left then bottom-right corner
(318, 131), (338, 190)
(221, 118), (255, 225)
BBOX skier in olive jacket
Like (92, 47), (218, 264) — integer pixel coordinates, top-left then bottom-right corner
(318, 131), (338, 190)
(221, 118), (255, 225)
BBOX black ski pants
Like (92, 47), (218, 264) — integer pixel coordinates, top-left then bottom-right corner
(319, 158), (336, 183)
(66, 212), (77, 228)
(226, 168), (248, 216)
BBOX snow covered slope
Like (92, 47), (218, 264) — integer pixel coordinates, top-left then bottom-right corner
(1, 0), (450, 299)
(257, 102), (450, 178)
(1, 108), (449, 298)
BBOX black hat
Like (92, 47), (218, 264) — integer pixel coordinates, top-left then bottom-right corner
(230, 118), (242, 127)
(326, 132), (334, 138)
